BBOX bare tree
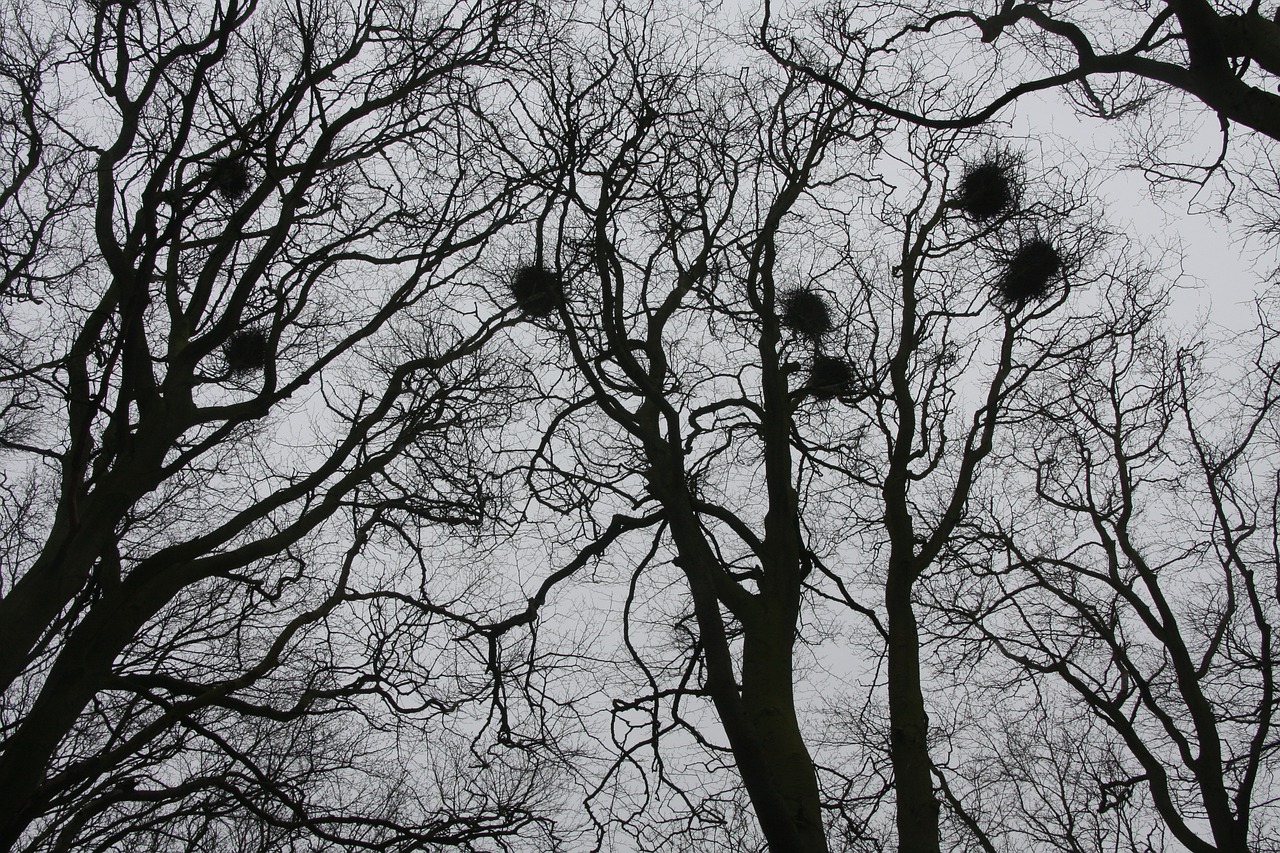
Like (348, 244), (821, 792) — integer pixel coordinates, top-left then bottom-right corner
(752, 0), (1280, 237)
(442, 5), (1168, 851)
(0, 0), (571, 849)
(926, 292), (1280, 852)
(782, 130), (1168, 852)
(2, 0), (1238, 850)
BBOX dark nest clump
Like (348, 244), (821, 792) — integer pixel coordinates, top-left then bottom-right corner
(780, 288), (833, 340)
(996, 239), (1063, 307)
(223, 329), (269, 375)
(208, 156), (252, 201)
(509, 265), (563, 318)
(807, 354), (854, 400)
(956, 158), (1017, 220)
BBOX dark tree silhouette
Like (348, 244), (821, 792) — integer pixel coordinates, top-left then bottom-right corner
(1, 0), (1256, 851)
(448, 9), (1158, 851)
(0, 0), (570, 849)
(759, 0), (1280, 144)
(930, 297), (1280, 852)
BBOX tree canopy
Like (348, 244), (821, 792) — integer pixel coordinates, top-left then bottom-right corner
(1, 0), (1276, 851)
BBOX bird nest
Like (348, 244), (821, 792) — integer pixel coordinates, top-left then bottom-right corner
(956, 155), (1019, 221)
(780, 288), (833, 340)
(509, 265), (563, 318)
(807, 355), (854, 400)
(995, 239), (1062, 308)
(208, 157), (252, 201)
(223, 329), (269, 374)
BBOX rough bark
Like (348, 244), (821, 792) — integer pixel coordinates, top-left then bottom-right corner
(740, 615), (828, 851)
(662, 469), (829, 853)
(885, 562), (939, 853)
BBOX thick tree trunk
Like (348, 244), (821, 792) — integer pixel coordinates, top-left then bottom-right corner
(677, 550), (828, 853)
(885, 565), (939, 853)
(0, 508), (117, 694)
(739, 615), (828, 852)
(0, 572), (177, 848)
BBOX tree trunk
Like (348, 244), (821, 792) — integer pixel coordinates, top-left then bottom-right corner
(886, 563), (940, 853)
(0, 572), (178, 848)
(0, 509), (116, 694)
(739, 613), (828, 852)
